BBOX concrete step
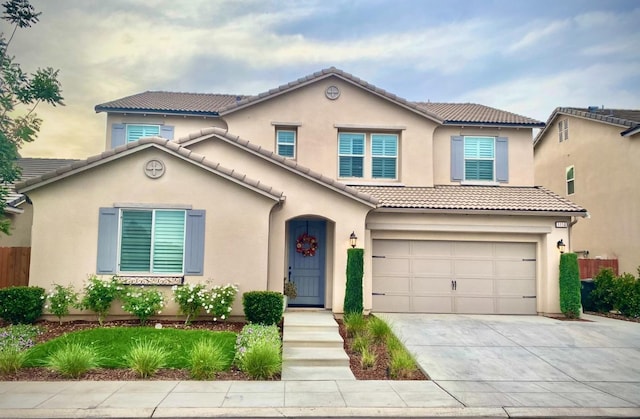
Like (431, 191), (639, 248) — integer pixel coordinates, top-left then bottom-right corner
(281, 365), (356, 381)
(282, 346), (350, 367)
(283, 330), (344, 348)
(283, 311), (339, 328)
(283, 324), (339, 334)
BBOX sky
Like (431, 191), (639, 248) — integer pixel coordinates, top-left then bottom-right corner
(4, 0), (639, 159)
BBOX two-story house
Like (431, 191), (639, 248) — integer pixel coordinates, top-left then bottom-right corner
(17, 68), (586, 316)
(534, 107), (640, 275)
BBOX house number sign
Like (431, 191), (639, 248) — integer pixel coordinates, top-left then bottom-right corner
(144, 159), (165, 179)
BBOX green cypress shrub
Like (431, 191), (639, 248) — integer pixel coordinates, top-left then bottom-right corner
(559, 253), (581, 318)
(0, 286), (45, 324)
(242, 291), (283, 325)
(344, 248), (364, 315)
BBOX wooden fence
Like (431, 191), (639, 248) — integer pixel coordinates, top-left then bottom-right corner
(578, 258), (618, 280)
(0, 247), (30, 288)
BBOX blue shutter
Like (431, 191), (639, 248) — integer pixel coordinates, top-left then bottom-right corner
(496, 137), (508, 182)
(160, 125), (174, 140)
(111, 124), (126, 149)
(451, 136), (464, 181)
(184, 209), (206, 275)
(96, 208), (118, 274)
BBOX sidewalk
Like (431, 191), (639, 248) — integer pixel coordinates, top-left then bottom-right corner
(1, 379), (640, 418)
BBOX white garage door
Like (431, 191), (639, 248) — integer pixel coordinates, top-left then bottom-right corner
(372, 240), (537, 314)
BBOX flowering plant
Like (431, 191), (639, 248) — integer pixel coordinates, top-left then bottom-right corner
(172, 283), (208, 325)
(78, 275), (123, 325)
(45, 284), (79, 324)
(233, 323), (280, 368)
(283, 281), (297, 299)
(120, 286), (164, 325)
(202, 283), (238, 322)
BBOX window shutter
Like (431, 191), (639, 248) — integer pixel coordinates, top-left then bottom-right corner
(184, 209), (206, 275)
(96, 208), (118, 274)
(496, 137), (509, 182)
(160, 125), (174, 140)
(111, 124), (126, 149)
(451, 136), (464, 181)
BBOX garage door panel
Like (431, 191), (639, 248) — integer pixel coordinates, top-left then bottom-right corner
(412, 241), (452, 256)
(497, 297), (536, 314)
(373, 257), (409, 274)
(373, 276), (409, 293)
(495, 242), (535, 258)
(495, 279), (536, 296)
(455, 297), (495, 314)
(496, 260), (536, 278)
(454, 241), (493, 257)
(454, 260), (493, 276)
(412, 258), (452, 275)
(374, 240), (409, 255)
(457, 278), (493, 295)
(412, 277), (451, 293)
(373, 295), (410, 312)
(413, 296), (453, 313)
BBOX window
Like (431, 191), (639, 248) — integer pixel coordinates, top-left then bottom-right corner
(558, 119), (569, 142)
(97, 208), (205, 275)
(464, 136), (495, 181)
(451, 136), (508, 183)
(338, 133), (365, 177)
(566, 166), (575, 195)
(276, 129), (296, 158)
(127, 125), (160, 143)
(338, 132), (398, 179)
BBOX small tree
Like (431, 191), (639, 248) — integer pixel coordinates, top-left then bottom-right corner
(344, 248), (364, 315)
(559, 253), (581, 318)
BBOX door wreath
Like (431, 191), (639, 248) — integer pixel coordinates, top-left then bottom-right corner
(296, 233), (318, 257)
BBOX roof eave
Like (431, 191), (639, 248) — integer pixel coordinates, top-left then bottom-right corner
(444, 121), (545, 128)
(94, 106), (220, 117)
(3, 205), (23, 214)
(621, 125), (640, 137)
(373, 207), (588, 217)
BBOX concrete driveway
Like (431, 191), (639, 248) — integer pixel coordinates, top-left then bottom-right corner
(381, 313), (640, 409)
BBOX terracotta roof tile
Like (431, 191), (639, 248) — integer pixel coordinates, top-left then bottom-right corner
(353, 185), (586, 215)
(414, 102), (544, 126)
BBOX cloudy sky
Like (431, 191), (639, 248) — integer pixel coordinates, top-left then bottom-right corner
(5, 0), (640, 159)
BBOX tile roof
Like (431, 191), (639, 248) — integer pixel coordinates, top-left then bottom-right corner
(414, 102), (544, 127)
(17, 138), (284, 202)
(95, 67), (543, 127)
(95, 91), (248, 116)
(352, 185), (587, 215)
(534, 107), (640, 145)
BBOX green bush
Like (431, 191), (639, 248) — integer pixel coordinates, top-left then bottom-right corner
(0, 347), (28, 374)
(591, 268), (640, 318)
(125, 340), (167, 378)
(172, 283), (208, 325)
(234, 324), (281, 368)
(239, 342), (281, 380)
(78, 275), (123, 325)
(120, 286), (164, 325)
(344, 248), (364, 314)
(0, 324), (41, 351)
(242, 291), (283, 325)
(46, 343), (99, 378)
(0, 286), (45, 324)
(45, 284), (79, 324)
(559, 253), (581, 318)
(343, 312), (366, 338)
(189, 339), (229, 380)
(591, 268), (617, 312)
(367, 316), (392, 343)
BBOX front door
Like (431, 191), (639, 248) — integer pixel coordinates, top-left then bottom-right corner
(288, 219), (326, 307)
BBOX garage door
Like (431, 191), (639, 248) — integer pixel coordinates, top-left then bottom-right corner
(372, 240), (536, 314)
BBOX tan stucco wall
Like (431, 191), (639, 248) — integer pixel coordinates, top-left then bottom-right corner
(534, 116), (640, 274)
(433, 126), (535, 186)
(104, 114), (228, 150)
(26, 147), (277, 317)
(223, 76), (439, 187)
(0, 205), (33, 247)
(364, 211), (570, 315)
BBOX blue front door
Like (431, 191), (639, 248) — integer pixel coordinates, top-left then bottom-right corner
(288, 219), (326, 307)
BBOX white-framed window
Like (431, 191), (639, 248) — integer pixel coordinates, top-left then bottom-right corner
(566, 166), (575, 195)
(558, 119), (569, 142)
(276, 129), (296, 158)
(118, 209), (186, 274)
(126, 124), (161, 143)
(464, 136), (495, 181)
(338, 132), (398, 179)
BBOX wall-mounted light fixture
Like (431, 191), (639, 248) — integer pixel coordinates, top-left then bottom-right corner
(349, 231), (358, 248)
(557, 239), (566, 254)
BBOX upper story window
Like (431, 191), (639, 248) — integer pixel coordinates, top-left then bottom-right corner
(566, 166), (575, 195)
(111, 123), (174, 149)
(338, 132), (398, 180)
(558, 119), (569, 142)
(451, 135), (508, 183)
(464, 136), (495, 181)
(127, 125), (160, 143)
(276, 129), (296, 158)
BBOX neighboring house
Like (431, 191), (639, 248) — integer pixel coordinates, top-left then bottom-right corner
(17, 68), (586, 317)
(534, 107), (640, 275)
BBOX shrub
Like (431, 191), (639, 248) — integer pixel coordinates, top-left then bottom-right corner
(352, 333), (369, 354)
(120, 286), (164, 325)
(591, 268), (617, 312)
(203, 284), (238, 322)
(238, 342), (281, 380)
(125, 340), (167, 378)
(360, 347), (376, 369)
(389, 347), (418, 379)
(45, 284), (79, 324)
(0, 347), (27, 374)
(0, 324), (40, 351)
(343, 312), (366, 338)
(0, 286), (45, 324)
(234, 324), (281, 368)
(172, 283), (208, 324)
(559, 253), (581, 318)
(78, 276), (123, 325)
(590, 267), (640, 318)
(189, 339), (230, 380)
(344, 248), (364, 315)
(242, 291), (283, 325)
(46, 343), (99, 378)
(367, 316), (392, 343)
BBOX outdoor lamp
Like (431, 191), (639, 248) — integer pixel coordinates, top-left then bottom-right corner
(557, 239), (566, 254)
(349, 231), (358, 248)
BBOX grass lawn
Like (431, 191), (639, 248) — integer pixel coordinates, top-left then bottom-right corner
(25, 327), (237, 369)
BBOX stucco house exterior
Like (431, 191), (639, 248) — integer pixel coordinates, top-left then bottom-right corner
(17, 68), (586, 317)
(534, 107), (640, 275)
